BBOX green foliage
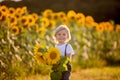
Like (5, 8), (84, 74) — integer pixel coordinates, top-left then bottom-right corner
(50, 56), (70, 80)
(50, 71), (62, 80)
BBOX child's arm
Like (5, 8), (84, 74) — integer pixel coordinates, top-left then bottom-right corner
(66, 53), (72, 60)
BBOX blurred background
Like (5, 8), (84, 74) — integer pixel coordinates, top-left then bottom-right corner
(0, 0), (120, 80)
(0, 0), (120, 24)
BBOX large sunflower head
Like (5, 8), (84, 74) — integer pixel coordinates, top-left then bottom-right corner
(46, 47), (60, 65)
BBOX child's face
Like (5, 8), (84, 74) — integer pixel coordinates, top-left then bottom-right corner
(55, 29), (68, 44)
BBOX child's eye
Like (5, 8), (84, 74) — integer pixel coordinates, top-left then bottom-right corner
(63, 34), (66, 36)
(58, 34), (61, 36)
(63, 33), (67, 36)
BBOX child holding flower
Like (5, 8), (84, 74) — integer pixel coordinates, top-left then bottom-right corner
(50, 25), (74, 80)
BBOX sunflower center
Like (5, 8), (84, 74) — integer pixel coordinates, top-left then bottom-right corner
(12, 28), (17, 32)
(21, 19), (26, 24)
(1, 15), (6, 21)
(47, 15), (52, 20)
(50, 52), (57, 60)
(60, 14), (64, 18)
(10, 10), (14, 14)
(71, 16), (75, 20)
(10, 18), (15, 23)
(54, 15), (58, 20)
(2, 9), (6, 12)
(38, 48), (47, 53)
(29, 19), (32, 23)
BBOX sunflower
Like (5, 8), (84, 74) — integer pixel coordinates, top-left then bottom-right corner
(104, 22), (113, 31)
(96, 23), (104, 32)
(115, 24), (120, 31)
(46, 47), (60, 65)
(85, 15), (94, 22)
(34, 53), (46, 64)
(11, 26), (19, 35)
(76, 13), (85, 27)
(34, 44), (47, 55)
(76, 13), (85, 21)
(0, 5), (8, 14)
(47, 20), (56, 29)
(42, 9), (53, 16)
(9, 15), (18, 26)
(20, 16), (29, 28)
(67, 10), (76, 22)
(42, 9), (53, 20)
(40, 17), (50, 27)
(32, 13), (39, 21)
(0, 13), (7, 22)
(58, 11), (66, 19)
(15, 7), (23, 16)
(77, 20), (85, 27)
(27, 15), (35, 26)
(20, 16), (28, 25)
(15, 14), (21, 20)
(21, 6), (27, 15)
(8, 7), (16, 16)
(85, 15), (94, 28)
(53, 13), (59, 21)
(61, 17), (69, 26)
(92, 22), (99, 30)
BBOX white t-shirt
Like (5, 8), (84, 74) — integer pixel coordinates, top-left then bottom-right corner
(55, 43), (74, 56)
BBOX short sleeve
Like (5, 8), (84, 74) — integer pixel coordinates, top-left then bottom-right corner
(66, 44), (74, 55)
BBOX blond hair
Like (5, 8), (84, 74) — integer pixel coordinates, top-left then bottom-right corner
(53, 25), (71, 43)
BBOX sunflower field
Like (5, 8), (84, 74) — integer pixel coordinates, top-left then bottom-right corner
(0, 5), (120, 80)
